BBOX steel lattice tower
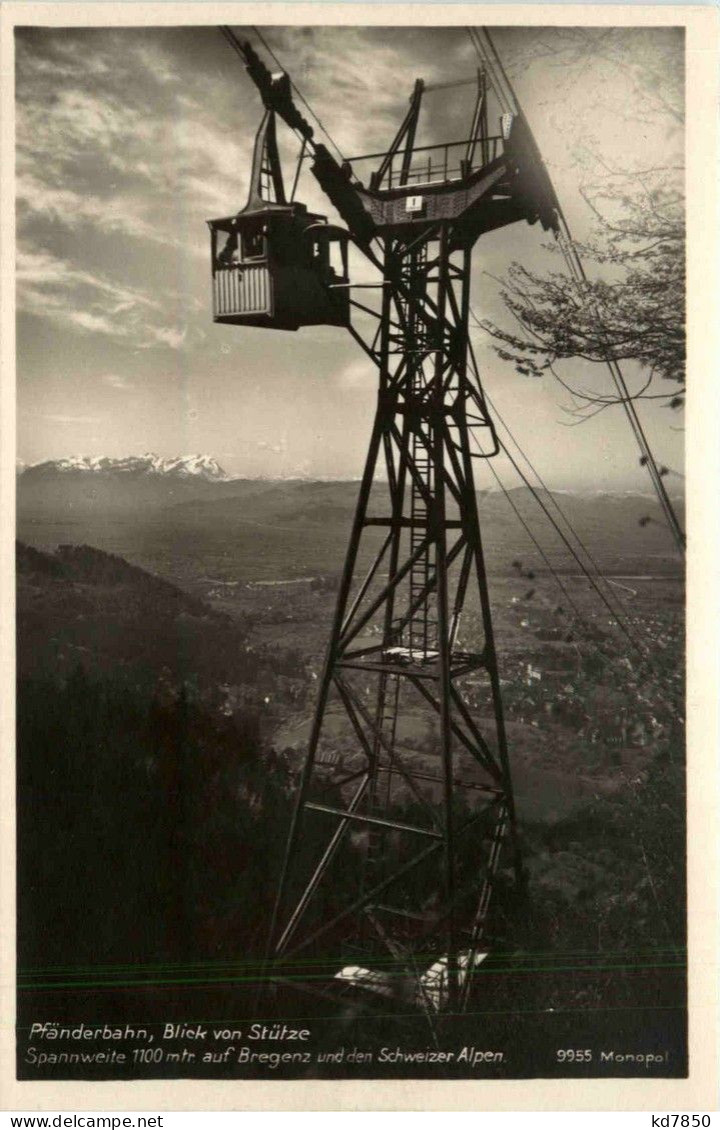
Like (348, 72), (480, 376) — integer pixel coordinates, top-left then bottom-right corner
(210, 29), (565, 1012)
(266, 226), (525, 1013)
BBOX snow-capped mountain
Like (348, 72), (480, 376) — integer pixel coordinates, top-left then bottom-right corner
(21, 453), (229, 482)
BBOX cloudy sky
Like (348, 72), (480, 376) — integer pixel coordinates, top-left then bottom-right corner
(15, 22), (684, 490)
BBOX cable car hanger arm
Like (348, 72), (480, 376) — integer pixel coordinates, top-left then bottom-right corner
(221, 27), (316, 142)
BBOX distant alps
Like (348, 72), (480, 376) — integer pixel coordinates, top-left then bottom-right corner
(19, 453), (229, 483)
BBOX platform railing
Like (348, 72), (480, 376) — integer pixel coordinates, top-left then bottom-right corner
(342, 135), (505, 191)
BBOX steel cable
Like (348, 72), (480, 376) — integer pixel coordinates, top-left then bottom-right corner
(468, 334), (664, 648)
(250, 26), (347, 162)
(465, 25), (685, 555)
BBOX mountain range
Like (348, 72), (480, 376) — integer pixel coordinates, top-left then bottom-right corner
(16, 453), (683, 498)
(18, 453), (228, 482)
(16, 455), (685, 586)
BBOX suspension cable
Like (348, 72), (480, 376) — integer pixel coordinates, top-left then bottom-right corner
(480, 454), (602, 641)
(479, 447), (684, 721)
(553, 216), (686, 553)
(478, 381), (674, 659)
(465, 28), (515, 116)
(469, 425), (669, 690)
(468, 336), (685, 706)
(250, 26), (346, 163)
(472, 429), (683, 717)
(469, 334), (661, 638)
(466, 25), (685, 556)
(504, 445), (645, 654)
(465, 357), (648, 656)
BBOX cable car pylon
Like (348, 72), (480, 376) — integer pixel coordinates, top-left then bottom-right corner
(210, 26), (588, 1015)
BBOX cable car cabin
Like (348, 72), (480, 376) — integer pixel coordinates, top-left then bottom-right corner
(209, 204), (350, 332)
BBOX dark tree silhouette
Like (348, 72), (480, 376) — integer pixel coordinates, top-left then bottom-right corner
(483, 182), (685, 416)
(482, 27), (685, 424)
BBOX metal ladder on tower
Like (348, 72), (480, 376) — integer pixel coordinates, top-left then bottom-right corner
(408, 424), (437, 662)
(404, 244), (437, 665)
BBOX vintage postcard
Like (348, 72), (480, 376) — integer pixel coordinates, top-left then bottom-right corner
(1, 1), (717, 1112)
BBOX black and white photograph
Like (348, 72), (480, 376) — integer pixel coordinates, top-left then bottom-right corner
(6, 5), (715, 1099)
